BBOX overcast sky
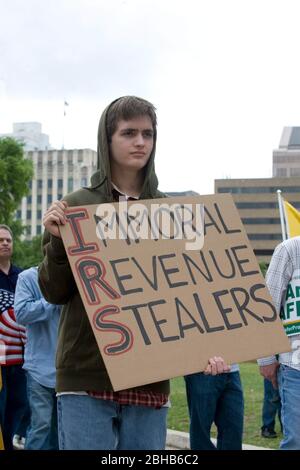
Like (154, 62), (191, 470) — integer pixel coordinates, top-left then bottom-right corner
(1, 0), (300, 195)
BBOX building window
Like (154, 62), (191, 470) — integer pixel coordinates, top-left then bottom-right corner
(27, 195), (32, 204)
(57, 179), (63, 189)
(248, 234), (282, 240)
(236, 202), (276, 209)
(37, 195), (42, 204)
(81, 177), (88, 187)
(38, 153), (43, 163)
(37, 210), (42, 220)
(48, 179), (52, 189)
(254, 249), (273, 257)
(26, 210), (32, 219)
(16, 210), (22, 219)
(58, 193), (63, 200)
(38, 179), (43, 189)
(290, 168), (300, 177)
(242, 218), (281, 225)
(219, 186), (300, 194)
(47, 194), (52, 204)
(36, 225), (42, 235)
(236, 201), (300, 209)
(276, 168), (287, 177)
(81, 165), (88, 176)
(68, 177), (73, 192)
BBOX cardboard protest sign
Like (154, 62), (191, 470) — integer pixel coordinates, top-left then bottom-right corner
(60, 194), (290, 391)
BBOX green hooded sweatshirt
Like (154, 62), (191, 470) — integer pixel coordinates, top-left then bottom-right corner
(38, 98), (170, 394)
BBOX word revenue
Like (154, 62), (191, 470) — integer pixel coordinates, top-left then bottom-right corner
(109, 246), (259, 295)
(74, 245), (259, 307)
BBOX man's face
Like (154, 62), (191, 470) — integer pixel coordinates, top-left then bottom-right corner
(0, 229), (13, 260)
(109, 116), (154, 173)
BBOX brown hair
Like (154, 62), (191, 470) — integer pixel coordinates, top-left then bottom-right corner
(106, 96), (157, 142)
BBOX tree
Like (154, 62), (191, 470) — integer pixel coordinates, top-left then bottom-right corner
(0, 137), (33, 226)
(13, 235), (44, 269)
(259, 261), (268, 277)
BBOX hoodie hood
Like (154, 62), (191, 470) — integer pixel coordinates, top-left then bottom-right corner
(89, 96), (160, 201)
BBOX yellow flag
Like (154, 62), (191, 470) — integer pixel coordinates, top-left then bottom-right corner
(283, 200), (300, 238)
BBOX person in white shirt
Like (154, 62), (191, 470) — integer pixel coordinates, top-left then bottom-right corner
(258, 237), (300, 450)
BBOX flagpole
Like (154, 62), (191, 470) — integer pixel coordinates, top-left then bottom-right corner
(62, 101), (65, 150)
(62, 100), (69, 150)
(277, 190), (287, 241)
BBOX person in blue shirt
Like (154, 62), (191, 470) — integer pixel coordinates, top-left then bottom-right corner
(15, 266), (61, 450)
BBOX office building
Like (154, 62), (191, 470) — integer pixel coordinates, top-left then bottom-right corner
(16, 148), (97, 238)
(0, 122), (50, 151)
(0, 121), (97, 239)
(273, 127), (300, 177)
(215, 177), (300, 263)
(215, 127), (300, 263)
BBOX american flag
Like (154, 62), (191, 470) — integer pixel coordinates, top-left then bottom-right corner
(0, 289), (26, 365)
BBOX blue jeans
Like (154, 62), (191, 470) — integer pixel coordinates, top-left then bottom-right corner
(57, 394), (168, 450)
(0, 365), (29, 450)
(262, 378), (281, 431)
(184, 371), (244, 450)
(25, 373), (58, 450)
(278, 365), (300, 450)
(15, 405), (31, 439)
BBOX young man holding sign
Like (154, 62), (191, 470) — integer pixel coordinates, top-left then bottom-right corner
(39, 96), (229, 450)
(258, 237), (300, 450)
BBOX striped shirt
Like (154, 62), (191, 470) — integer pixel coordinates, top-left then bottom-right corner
(257, 237), (300, 370)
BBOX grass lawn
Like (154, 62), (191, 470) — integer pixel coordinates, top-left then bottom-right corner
(167, 362), (282, 449)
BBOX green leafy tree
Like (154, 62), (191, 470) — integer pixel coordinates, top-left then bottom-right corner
(0, 137), (33, 226)
(259, 261), (268, 277)
(0, 137), (35, 267)
(13, 235), (44, 269)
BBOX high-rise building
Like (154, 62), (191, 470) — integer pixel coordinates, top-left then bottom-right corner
(273, 127), (300, 177)
(0, 122), (50, 151)
(215, 177), (300, 263)
(215, 127), (300, 263)
(0, 121), (97, 239)
(16, 148), (97, 239)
